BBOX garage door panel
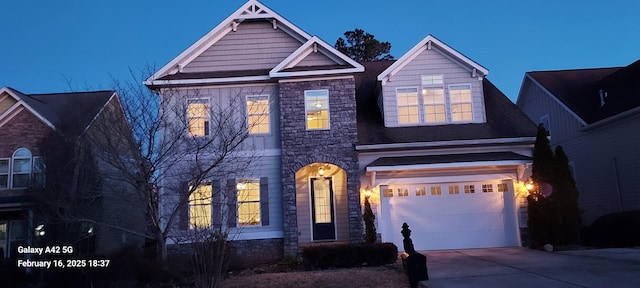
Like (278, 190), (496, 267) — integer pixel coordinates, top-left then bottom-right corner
(380, 181), (517, 251)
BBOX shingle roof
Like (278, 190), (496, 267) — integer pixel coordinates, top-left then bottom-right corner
(7, 88), (115, 136)
(527, 60), (640, 124)
(356, 61), (538, 146)
(367, 152), (532, 168)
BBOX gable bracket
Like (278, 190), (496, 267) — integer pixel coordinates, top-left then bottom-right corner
(232, 21), (239, 32)
(272, 19), (277, 29)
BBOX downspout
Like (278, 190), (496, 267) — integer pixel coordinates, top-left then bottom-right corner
(612, 158), (623, 211)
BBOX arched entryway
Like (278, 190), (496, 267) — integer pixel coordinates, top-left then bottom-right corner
(295, 163), (349, 244)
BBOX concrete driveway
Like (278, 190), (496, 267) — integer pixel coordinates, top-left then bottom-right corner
(419, 247), (640, 288)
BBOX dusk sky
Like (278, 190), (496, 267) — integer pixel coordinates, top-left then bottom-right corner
(1, 0), (638, 102)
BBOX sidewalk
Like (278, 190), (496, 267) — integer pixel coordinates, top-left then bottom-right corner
(419, 247), (640, 288)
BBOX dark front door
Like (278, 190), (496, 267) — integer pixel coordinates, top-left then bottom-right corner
(311, 177), (335, 241)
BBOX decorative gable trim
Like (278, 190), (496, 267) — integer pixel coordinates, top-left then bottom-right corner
(521, 74), (588, 126)
(0, 87), (56, 129)
(269, 36), (364, 78)
(377, 35), (489, 84)
(145, 0), (312, 85)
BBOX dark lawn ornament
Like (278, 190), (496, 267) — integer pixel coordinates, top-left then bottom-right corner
(400, 222), (428, 288)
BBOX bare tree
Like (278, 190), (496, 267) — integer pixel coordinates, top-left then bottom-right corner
(79, 67), (266, 264)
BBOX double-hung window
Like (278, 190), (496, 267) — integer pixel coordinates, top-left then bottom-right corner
(236, 180), (261, 226)
(247, 95), (270, 134)
(189, 184), (212, 229)
(12, 149), (32, 189)
(0, 159), (8, 189)
(186, 99), (210, 137)
(397, 88), (419, 124)
(449, 84), (473, 122)
(305, 90), (330, 130)
(422, 75), (446, 123)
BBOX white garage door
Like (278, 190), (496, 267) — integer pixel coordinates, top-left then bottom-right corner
(379, 181), (518, 251)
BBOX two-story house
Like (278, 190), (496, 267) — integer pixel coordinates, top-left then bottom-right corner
(0, 87), (145, 259)
(145, 0), (538, 260)
(516, 60), (640, 224)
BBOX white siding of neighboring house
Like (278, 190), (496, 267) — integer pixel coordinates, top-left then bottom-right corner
(516, 77), (585, 145)
(560, 113), (640, 223)
(518, 77), (640, 223)
(183, 21), (302, 73)
(380, 47), (485, 127)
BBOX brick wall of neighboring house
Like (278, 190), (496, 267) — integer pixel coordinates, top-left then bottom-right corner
(0, 108), (52, 157)
(279, 77), (362, 257)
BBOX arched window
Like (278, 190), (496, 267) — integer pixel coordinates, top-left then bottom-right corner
(11, 148), (32, 189)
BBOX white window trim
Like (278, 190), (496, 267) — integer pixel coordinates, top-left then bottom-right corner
(448, 84), (474, 123)
(0, 158), (9, 190)
(236, 179), (262, 227)
(304, 89), (330, 131)
(396, 87), (420, 126)
(246, 95), (271, 135)
(186, 98), (211, 137)
(540, 114), (551, 139)
(8, 148), (33, 190)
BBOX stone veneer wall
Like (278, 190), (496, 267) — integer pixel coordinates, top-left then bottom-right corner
(279, 77), (362, 258)
(167, 238), (284, 269)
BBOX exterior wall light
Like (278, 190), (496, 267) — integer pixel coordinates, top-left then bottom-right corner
(35, 224), (45, 237)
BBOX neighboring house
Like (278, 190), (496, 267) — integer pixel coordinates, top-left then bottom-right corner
(145, 0), (537, 260)
(516, 60), (640, 224)
(0, 87), (145, 259)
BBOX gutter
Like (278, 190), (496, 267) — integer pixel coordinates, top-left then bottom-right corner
(355, 137), (536, 152)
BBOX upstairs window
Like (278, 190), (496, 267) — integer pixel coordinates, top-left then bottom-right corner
(305, 90), (330, 130)
(12, 148), (32, 189)
(189, 184), (212, 229)
(246, 95), (270, 134)
(186, 99), (210, 137)
(236, 180), (261, 226)
(0, 159), (8, 189)
(397, 88), (420, 124)
(449, 85), (473, 122)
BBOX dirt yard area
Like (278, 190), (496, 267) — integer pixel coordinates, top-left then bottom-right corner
(221, 264), (410, 288)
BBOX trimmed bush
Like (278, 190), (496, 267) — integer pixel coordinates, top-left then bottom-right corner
(586, 210), (640, 247)
(302, 243), (398, 269)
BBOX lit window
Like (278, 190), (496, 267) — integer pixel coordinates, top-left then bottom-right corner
(382, 187), (394, 197)
(448, 185), (460, 195)
(416, 187), (426, 196)
(450, 85), (473, 122)
(12, 148), (32, 189)
(397, 88), (419, 124)
(497, 183), (508, 192)
(430, 186), (442, 196)
(398, 188), (409, 197)
(0, 159), (8, 189)
(236, 180), (261, 226)
(464, 185), (475, 194)
(423, 88), (446, 123)
(247, 95), (270, 134)
(305, 90), (329, 130)
(189, 184), (212, 229)
(187, 99), (210, 137)
(482, 184), (494, 193)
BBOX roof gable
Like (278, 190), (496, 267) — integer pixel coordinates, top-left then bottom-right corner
(146, 0), (313, 85)
(377, 35), (488, 84)
(269, 36), (364, 78)
(524, 67), (625, 124)
(0, 87), (116, 136)
(356, 63), (537, 147)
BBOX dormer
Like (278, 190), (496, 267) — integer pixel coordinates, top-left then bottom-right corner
(376, 35), (489, 128)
